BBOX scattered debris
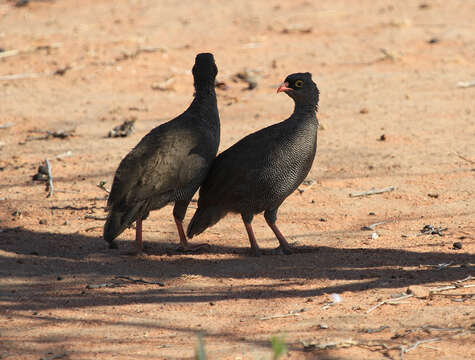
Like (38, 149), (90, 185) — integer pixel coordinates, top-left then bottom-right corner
(0, 122), (15, 129)
(456, 80), (475, 88)
(419, 224), (447, 236)
(53, 65), (71, 76)
(151, 77), (175, 91)
(85, 215), (107, 221)
(97, 180), (110, 194)
(45, 159), (53, 198)
(233, 69), (259, 90)
(322, 293), (342, 310)
(115, 275), (164, 287)
(215, 81), (228, 90)
(453, 152), (475, 164)
(361, 221), (388, 231)
(366, 293), (413, 313)
(362, 325), (389, 334)
(350, 186), (395, 197)
(281, 25), (313, 34)
(56, 150), (73, 160)
(259, 308), (306, 320)
(115, 46), (166, 62)
(24, 129), (76, 142)
(108, 119), (135, 137)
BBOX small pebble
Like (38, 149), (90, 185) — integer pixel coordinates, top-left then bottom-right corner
(428, 37), (440, 44)
(57, 276), (63, 281)
(39, 219), (48, 225)
(453, 242), (462, 250)
(359, 108), (368, 114)
(369, 212), (376, 216)
(371, 232), (379, 240)
(209, 301), (215, 306)
(428, 193), (439, 198)
(319, 217), (327, 222)
(378, 134), (386, 141)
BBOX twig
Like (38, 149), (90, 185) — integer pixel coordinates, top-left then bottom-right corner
(453, 152), (475, 165)
(85, 215), (107, 221)
(0, 122), (15, 129)
(115, 275), (164, 287)
(84, 226), (102, 232)
(45, 159), (53, 198)
(260, 311), (303, 321)
(350, 186), (395, 198)
(456, 80), (475, 88)
(86, 283), (120, 289)
(0, 72), (42, 81)
(366, 294), (413, 314)
(361, 221), (388, 231)
(430, 284), (475, 294)
(401, 338), (441, 356)
(0, 43), (61, 59)
(51, 205), (93, 211)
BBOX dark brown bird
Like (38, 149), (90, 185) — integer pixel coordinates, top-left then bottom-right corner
(187, 72), (319, 255)
(104, 53), (220, 253)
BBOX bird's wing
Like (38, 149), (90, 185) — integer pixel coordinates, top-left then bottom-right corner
(198, 120), (289, 207)
(107, 119), (206, 211)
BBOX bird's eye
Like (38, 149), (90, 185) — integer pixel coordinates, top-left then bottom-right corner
(295, 80), (304, 88)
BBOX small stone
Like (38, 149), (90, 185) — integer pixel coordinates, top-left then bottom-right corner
(428, 193), (439, 198)
(453, 242), (462, 250)
(371, 232), (379, 240)
(318, 324), (328, 329)
(209, 301), (215, 306)
(319, 217), (327, 222)
(63, 220), (70, 225)
(39, 219), (48, 225)
(57, 276), (63, 281)
(428, 37), (440, 44)
(378, 134), (386, 141)
(359, 108), (369, 114)
(369, 212), (376, 216)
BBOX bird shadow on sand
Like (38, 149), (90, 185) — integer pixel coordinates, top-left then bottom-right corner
(0, 226), (473, 313)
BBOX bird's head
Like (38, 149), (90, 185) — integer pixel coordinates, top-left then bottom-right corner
(192, 53), (218, 88)
(277, 72), (319, 110)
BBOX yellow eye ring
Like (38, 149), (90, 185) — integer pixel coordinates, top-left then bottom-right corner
(295, 80), (304, 88)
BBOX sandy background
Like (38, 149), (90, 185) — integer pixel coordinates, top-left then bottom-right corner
(0, 0), (474, 359)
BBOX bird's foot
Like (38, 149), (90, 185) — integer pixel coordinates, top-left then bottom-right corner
(249, 246), (261, 257)
(175, 242), (210, 253)
(270, 245), (293, 255)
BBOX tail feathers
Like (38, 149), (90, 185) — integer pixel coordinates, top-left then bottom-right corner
(187, 207), (226, 238)
(103, 202), (148, 246)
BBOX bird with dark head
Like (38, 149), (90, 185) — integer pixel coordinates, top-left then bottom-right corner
(187, 72), (320, 256)
(104, 53), (220, 254)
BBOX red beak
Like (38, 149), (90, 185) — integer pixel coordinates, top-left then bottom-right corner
(277, 82), (292, 93)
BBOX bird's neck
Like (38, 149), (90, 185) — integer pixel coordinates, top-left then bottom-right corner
(292, 101), (318, 123)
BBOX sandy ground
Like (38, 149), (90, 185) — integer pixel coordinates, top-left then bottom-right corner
(0, 0), (474, 359)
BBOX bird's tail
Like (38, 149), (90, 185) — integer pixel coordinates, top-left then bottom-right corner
(186, 206), (226, 238)
(103, 202), (148, 248)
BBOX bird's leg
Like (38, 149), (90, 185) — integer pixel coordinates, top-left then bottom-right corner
(174, 201), (209, 252)
(242, 213), (260, 256)
(264, 209), (293, 255)
(135, 219), (143, 254)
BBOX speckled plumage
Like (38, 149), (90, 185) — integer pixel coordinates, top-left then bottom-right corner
(104, 53), (220, 251)
(187, 72), (319, 255)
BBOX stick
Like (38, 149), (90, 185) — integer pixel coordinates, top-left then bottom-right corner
(366, 294), (413, 313)
(84, 215), (107, 221)
(453, 152), (475, 165)
(260, 313), (301, 320)
(350, 186), (395, 197)
(0, 122), (15, 129)
(45, 159), (54, 198)
(456, 80), (475, 88)
(402, 338), (441, 355)
(430, 284), (475, 294)
(0, 43), (61, 59)
(115, 275), (164, 287)
(0, 73), (42, 81)
(361, 221), (388, 231)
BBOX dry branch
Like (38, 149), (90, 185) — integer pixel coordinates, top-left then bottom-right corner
(350, 186), (395, 197)
(45, 159), (53, 198)
(366, 294), (413, 313)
